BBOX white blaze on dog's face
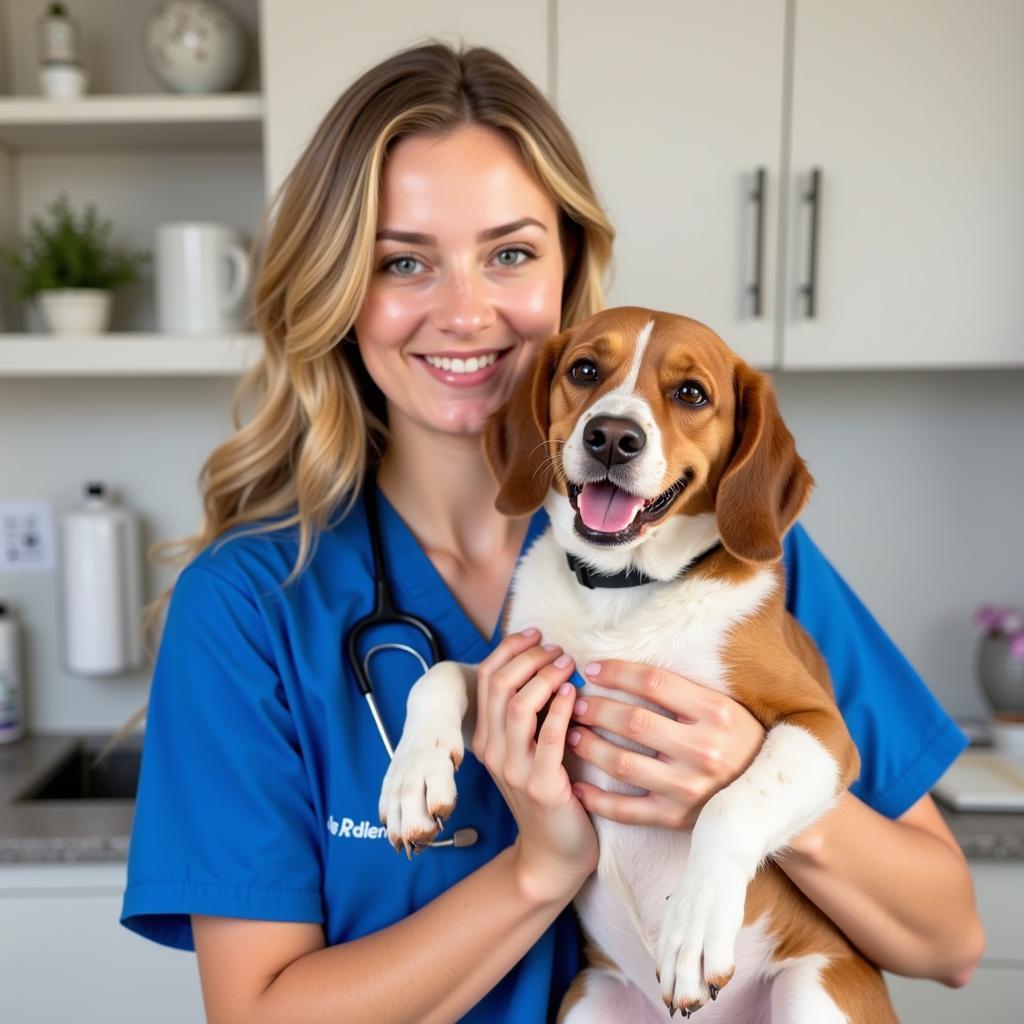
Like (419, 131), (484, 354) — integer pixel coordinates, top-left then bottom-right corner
(549, 308), (739, 552)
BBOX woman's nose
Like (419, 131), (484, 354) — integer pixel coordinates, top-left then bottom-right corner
(430, 269), (496, 338)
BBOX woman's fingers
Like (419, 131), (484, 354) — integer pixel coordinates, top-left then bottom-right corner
(481, 641), (566, 767)
(504, 656), (577, 783)
(474, 628), (544, 750)
(567, 722), (682, 797)
(571, 780), (684, 828)
(531, 679), (579, 788)
(580, 659), (715, 723)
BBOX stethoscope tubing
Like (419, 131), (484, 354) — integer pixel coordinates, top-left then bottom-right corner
(349, 473), (478, 851)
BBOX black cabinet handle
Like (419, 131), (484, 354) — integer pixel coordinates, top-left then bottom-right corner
(748, 167), (766, 317)
(800, 168), (822, 318)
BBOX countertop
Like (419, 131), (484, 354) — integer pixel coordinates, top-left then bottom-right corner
(2, 733), (1024, 865)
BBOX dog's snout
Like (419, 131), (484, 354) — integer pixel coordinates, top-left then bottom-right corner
(583, 416), (647, 467)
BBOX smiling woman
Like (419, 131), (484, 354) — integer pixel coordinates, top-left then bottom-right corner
(119, 37), (981, 1024)
(353, 127), (566, 436)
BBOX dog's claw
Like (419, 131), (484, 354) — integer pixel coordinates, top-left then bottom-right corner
(709, 985), (719, 1001)
(433, 814), (445, 832)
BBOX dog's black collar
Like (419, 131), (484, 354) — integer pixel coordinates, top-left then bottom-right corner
(565, 542), (723, 590)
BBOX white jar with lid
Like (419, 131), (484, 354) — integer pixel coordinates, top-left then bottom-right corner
(0, 602), (24, 744)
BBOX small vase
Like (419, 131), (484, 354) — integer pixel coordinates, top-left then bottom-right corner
(976, 633), (1024, 715)
(143, 1), (247, 95)
(36, 288), (113, 334)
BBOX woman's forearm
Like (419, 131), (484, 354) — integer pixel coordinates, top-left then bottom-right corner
(254, 843), (577, 1024)
(774, 790), (984, 986)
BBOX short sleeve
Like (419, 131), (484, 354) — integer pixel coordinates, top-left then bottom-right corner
(783, 523), (968, 820)
(121, 563), (323, 951)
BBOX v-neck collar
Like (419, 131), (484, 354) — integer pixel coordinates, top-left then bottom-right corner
(371, 486), (549, 663)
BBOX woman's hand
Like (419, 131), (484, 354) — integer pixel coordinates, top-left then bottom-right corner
(567, 660), (766, 830)
(472, 628), (599, 905)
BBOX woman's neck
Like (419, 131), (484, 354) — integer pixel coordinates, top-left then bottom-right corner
(376, 413), (529, 565)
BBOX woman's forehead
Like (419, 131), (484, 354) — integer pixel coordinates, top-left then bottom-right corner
(378, 126), (558, 234)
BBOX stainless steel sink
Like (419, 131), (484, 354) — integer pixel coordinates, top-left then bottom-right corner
(14, 735), (142, 802)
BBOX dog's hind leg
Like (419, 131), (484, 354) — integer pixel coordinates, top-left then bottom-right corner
(558, 968), (669, 1024)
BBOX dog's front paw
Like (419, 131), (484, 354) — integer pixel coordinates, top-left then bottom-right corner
(378, 727), (463, 859)
(656, 858), (746, 1015)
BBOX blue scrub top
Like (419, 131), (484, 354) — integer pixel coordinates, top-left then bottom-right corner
(121, 490), (967, 1021)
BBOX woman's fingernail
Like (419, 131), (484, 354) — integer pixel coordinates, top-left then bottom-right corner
(520, 627), (539, 637)
(573, 698), (588, 716)
(568, 729), (581, 747)
(558, 682), (573, 697)
(554, 653), (572, 669)
(543, 642), (561, 652)
(572, 785), (585, 800)
(584, 661), (602, 677)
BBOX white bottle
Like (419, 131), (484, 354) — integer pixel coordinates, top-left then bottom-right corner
(0, 602), (24, 744)
(59, 482), (144, 677)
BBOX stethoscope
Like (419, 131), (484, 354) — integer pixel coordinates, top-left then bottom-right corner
(345, 470), (479, 850)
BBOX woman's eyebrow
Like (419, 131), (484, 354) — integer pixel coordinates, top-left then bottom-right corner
(375, 217), (548, 245)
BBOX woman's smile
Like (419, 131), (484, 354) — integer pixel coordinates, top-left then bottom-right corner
(413, 345), (515, 388)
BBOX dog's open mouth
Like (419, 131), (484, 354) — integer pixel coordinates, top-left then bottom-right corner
(566, 474), (690, 545)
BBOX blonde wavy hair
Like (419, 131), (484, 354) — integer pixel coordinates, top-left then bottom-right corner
(143, 41), (614, 653)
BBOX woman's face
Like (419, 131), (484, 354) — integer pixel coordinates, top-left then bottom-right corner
(353, 124), (566, 438)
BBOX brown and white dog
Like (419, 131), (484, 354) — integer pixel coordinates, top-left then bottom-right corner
(379, 307), (898, 1022)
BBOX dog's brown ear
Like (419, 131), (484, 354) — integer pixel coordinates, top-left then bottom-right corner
(483, 330), (572, 516)
(716, 362), (814, 563)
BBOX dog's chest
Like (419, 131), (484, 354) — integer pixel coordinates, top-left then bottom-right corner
(506, 531), (776, 710)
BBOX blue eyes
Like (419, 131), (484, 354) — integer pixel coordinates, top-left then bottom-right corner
(381, 246), (535, 277)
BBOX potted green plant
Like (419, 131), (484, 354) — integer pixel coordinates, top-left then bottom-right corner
(0, 192), (149, 335)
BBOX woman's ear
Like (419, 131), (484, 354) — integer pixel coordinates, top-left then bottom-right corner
(715, 362), (814, 563)
(483, 329), (573, 516)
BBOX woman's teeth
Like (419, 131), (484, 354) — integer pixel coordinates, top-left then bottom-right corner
(423, 352), (499, 374)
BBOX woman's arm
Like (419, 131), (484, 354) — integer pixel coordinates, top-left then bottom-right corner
(193, 841), (575, 1024)
(775, 789), (984, 986)
(566, 659), (984, 986)
(195, 631), (598, 1024)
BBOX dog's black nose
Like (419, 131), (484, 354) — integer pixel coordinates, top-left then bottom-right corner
(583, 416), (647, 466)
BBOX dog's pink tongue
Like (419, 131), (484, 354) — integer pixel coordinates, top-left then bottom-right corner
(578, 482), (645, 533)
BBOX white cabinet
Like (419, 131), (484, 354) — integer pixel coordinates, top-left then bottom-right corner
(260, 0), (551, 199)
(0, 862), (205, 1023)
(558, 0), (786, 369)
(784, 0), (1024, 368)
(556, 0), (1023, 370)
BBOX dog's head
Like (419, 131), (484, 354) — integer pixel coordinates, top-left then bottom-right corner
(483, 307), (813, 571)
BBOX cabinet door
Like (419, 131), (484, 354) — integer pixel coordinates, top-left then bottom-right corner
(0, 863), (205, 1023)
(557, 0), (787, 368)
(783, 0), (1024, 368)
(261, 0), (550, 199)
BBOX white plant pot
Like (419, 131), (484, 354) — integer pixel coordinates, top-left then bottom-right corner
(37, 289), (113, 335)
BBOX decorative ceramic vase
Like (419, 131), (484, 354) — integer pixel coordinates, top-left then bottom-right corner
(976, 633), (1024, 715)
(37, 288), (112, 334)
(143, 1), (247, 94)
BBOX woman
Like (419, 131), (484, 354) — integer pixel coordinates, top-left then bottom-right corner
(120, 43), (983, 1022)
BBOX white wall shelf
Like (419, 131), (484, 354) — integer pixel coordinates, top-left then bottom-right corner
(0, 333), (261, 376)
(0, 93), (264, 151)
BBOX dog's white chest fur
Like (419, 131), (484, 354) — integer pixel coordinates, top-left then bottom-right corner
(506, 527), (775, 718)
(505, 528), (785, 1016)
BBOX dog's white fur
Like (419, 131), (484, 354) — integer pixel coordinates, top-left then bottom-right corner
(379, 317), (853, 1021)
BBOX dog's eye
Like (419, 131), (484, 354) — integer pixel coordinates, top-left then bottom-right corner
(674, 381), (708, 406)
(570, 359), (599, 384)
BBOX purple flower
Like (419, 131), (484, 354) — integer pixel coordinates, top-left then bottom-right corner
(974, 603), (1024, 638)
(1011, 633), (1024, 664)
